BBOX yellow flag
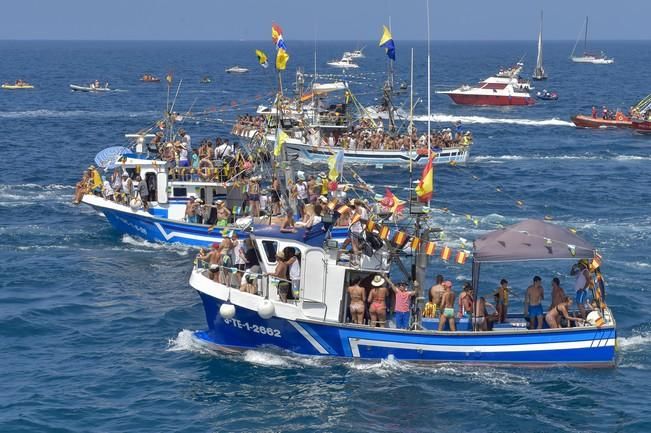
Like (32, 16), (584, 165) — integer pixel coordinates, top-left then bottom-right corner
(275, 130), (289, 156)
(276, 48), (289, 70)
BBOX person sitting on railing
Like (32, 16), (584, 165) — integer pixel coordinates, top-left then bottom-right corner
(72, 169), (92, 204)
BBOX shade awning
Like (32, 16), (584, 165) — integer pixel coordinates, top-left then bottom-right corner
(473, 219), (595, 263)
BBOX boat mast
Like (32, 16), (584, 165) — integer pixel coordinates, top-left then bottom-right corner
(584, 16), (588, 54)
(426, 0), (431, 163)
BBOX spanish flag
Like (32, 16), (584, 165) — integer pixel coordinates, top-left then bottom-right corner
(415, 156), (434, 203)
(379, 225), (390, 240)
(392, 231), (408, 248)
(379, 25), (395, 61)
(440, 246), (452, 261)
(425, 241), (436, 256)
(455, 250), (468, 265)
(410, 237), (421, 251)
(337, 204), (350, 214)
(381, 188), (405, 214)
(366, 219), (376, 232)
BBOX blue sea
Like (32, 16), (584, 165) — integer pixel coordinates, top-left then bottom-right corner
(1, 40), (650, 433)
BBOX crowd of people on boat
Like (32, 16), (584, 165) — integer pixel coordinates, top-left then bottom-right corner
(341, 257), (599, 331)
(232, 114), (473, 152)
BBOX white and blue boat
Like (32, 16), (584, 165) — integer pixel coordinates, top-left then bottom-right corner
(81, 142), (349, 248)
(190, 220), (616, 366)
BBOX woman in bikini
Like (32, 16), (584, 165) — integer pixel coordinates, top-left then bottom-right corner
(368, 275), (389, 327)
(545, 297), (583, 329)
(248, 176), (261, 217)
(347, 278), (366, 324)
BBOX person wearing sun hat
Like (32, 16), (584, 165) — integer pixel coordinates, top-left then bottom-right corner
(368, 274), (390, 327)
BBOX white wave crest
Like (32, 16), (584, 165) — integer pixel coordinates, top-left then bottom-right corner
(614, 155), (651, 161)
(0, 109), (159, 119)
(167, 329), (219, 355)
(411, 113), (574, 127)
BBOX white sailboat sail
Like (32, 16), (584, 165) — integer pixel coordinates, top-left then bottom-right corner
(533, 11), (546, 80)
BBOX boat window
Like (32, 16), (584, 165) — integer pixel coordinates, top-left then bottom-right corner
(261, 240), (278, 263)
(172, 187), (187, 197)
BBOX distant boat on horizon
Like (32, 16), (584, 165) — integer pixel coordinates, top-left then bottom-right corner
(532, 11), (547, 80)
(570, 16), (614, 64)
(225, 66), (249, 74)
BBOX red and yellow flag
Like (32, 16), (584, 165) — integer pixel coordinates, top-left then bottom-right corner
(410, 237), (421, 251)
(425, 241), (436, 256)
(366, 219), (376, 232)
(440, 246), (452, 261)
(392, 231), (408, 248)
(379, 225), (390, 240)
(415, 156), (434, 203)
(455, 250), (468, 265)
(381, 188), (405, 214)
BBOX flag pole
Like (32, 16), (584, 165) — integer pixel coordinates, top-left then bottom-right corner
(426, 0), (432, 209)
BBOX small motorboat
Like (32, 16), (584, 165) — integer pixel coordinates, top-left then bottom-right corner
(200, 76), (213, 84)
(327, 56), (359, 69)
(225, 66), (249, 74)
(536, 90), (558, 101)
(140, 74), (160, 83)
(70, 82), (113, 92)
(571, 111), (631, 128)
(2, 80), (34, 90)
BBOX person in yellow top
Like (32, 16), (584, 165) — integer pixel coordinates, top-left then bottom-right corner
(89, 165), (102, 193)
(493, 279), (511, 323)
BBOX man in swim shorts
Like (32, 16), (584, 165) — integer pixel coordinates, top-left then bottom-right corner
(438, 281), (456, 331)
(525, 276), (545, 329)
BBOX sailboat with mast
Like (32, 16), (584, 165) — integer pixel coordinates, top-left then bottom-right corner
(532, 11), (547, 80)
(570, 16), (614, 64)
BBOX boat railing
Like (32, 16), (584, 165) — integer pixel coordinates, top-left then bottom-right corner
(194, 257), (297, 302)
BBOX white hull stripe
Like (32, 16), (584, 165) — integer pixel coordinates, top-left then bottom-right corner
(152, 222), (220, 243)
(289, 322), (329, 355)
(348, 338), (615, 358)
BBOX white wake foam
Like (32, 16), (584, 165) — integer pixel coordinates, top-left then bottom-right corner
(0, 109), (158, 119)
(411, 113), (574, 127)
(618, 332), (651, 351)
(120, 235), (191, 255)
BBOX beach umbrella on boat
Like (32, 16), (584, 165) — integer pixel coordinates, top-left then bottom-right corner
(94, 146), (131, 169)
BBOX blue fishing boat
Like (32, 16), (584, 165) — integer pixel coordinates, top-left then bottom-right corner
(79, 139), (349, 248)
(536, 89), (559, 101)
(190, 220), (616, 366)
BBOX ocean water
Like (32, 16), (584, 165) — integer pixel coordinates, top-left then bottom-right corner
(1, 40), (650, 433)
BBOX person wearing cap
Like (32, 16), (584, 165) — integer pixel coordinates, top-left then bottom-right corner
(178, 128), (191, 152)
(198, 242), (223, 283)
(240, 272), (256, 294)
(135, 175), (149, 210)
(368, 275), (390, 327)
(573, 260), (591, 319)
(293, 172), (309, 217)
(438, 281), (456, 331)
(393, 281), (415, 329)
(178, 141), (189, 178)
(215, 200), (231, 227)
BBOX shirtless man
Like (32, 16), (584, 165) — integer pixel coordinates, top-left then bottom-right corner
(215, 200), (231, 226)
(198, 242), (223, 283)
(368, 275), (389, 327)
(573, 260), (591, 319)
(493, 279), (510, 323)
(550, 277), (567, 309)
(438, 281), (456, 331)
(524, 276), (545, 329)
(347, 278), (366, 324)
(427, 274), (445, 317)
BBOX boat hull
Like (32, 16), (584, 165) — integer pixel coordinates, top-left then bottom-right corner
(632, 119), (651, 134)
(445, 93), (535, 106)
(70, 84), (111, 92)
(82, 194), (348, 247)
(195, 292), (617, 366)
(571, 57), (614, 64)
(571, 115), (632, 129)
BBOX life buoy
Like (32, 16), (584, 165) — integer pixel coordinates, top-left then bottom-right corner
(616, 113), (624, 122)
(199, 159), (213, 181)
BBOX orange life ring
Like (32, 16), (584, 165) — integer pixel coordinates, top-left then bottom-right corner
(616, 113), (624, 122)
(199, 159), (213, 181)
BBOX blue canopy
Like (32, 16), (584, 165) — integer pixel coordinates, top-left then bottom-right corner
(94, 146), (130, 169)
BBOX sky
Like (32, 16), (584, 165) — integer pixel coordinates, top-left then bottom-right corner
(1, 0), (650, 41)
